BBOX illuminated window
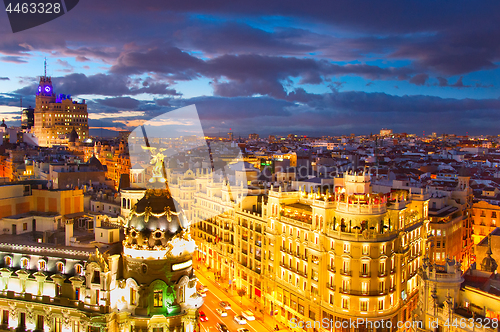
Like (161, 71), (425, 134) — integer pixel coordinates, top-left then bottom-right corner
(379, 261), (386, 275)
(379, 281), (385, 293)
(178, 286), (184, 303)
(362, 262), (369, 275)
(361, 282), (368, 294)
(57, 262), (64, 273)
(378, 299), (384, 310)
(75, 264), (83, 275)
(153, 290), (163, 307)
(21, 257), (29, 269)
(360, 300), (368, 312)
(4, 256), (12, 267)
(130, 289), (137, 305)
(38, 260), (46, 271)
(341, 297), (349, 309)
(362, 245), (369, 255)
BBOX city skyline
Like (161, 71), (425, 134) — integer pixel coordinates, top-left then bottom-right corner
(0, 1), (500, 137)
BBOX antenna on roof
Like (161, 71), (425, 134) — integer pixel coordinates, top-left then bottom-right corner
(44, 58), (47, 77)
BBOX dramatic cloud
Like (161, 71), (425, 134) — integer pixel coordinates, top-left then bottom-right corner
(13, 73), (180, 97)
(96, 97), (141, 109)
(1, 56), (28, 63)
(409, 74), (429, 86)
(1, 0), (499, 135)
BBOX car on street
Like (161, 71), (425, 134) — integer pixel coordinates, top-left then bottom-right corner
(199, 311), (208, 322)
(233, 315), (247, 325)
(241, 310), (255, 321)
(216, 308), (228, 317)
(237, 328), (250, 332)
(219, 301), (231, 310)
(216, 323), (230, 332)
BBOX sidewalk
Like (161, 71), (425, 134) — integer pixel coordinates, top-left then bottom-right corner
(195, 266), (289, 331)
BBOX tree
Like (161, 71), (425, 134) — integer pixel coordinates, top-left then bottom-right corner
(237, 288), (246, 303)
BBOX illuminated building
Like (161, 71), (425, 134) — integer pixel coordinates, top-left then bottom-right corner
(192, 171), (429, 330)
(427, 174), (473, 269)
(91, 141), (130, 190)
(427, 194), (466, 265)
(33, 73), (88, 147)
(416, 255), (499, 332)
(380, 129), (393, 136)
(21, 106), (34, 130)
(471, 200), (499, 245)
(0, 154), (201, 332)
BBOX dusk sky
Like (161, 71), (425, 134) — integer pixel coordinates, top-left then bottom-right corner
(1, 1), (500, 137)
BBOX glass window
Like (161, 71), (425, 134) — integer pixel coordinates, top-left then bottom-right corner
(38, 260), (46, 271)
(21, 258), (29, 269)
(360, 300), (368, 311)
(153, 290), (163, 307)
(378, 299), (384, 310)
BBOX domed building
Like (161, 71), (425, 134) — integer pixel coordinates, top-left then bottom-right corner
(111, 153), (201, 331)
(120, 185), (201, 323)
(0, 152), (201, 332)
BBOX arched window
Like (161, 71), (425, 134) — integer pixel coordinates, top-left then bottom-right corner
(56, 262), (65, 274)
(4, 256), (12, 267)
(38, 260), (46, 271)
(75, 264), (83, 275)
(21, 257), (29, 269)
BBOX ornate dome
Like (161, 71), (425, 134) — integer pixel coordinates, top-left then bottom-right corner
(480, 235), (498, 272)
(124, 189), (189, 250)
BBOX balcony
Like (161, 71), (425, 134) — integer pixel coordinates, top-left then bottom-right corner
(340, 269), (352, 276)
(327, 265), (336, 273)
(359, 272), (371, 278)
(378, 271), (387, 277)
(338, 288), (388, 296)
(327, 283), (336, 291)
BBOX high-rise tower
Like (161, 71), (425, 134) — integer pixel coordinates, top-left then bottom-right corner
(33, 60), (89, 147)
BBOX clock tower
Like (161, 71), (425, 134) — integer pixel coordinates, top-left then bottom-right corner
(35, 58), (56, 106)
(35, 76), (56, 106)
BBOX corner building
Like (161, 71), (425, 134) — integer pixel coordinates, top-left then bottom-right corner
(193, 171), (429, 331)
